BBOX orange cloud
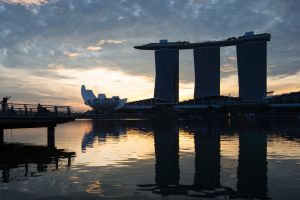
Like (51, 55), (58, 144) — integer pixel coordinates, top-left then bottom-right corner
(64, 52), (79, 57)
(221, 63), (237, 73)
(268, 72), (300, 95)
(97, 39), (125, 45)
(2, 0), (48, 5)
(106, 39), (124, 44)
(86, 46), (102, 51)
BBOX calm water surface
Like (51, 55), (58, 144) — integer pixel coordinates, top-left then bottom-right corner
(0, 119), (300, 200)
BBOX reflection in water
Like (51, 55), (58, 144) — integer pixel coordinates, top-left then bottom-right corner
(77, 119), (299, 199)
(237, 127), (268, 199)
(81, 120), (126, 152)
(138, 120), (272, 199)
(194, 128), (221, 190)
(154, 121), (179, 187)
(0, 129), (75, 183)
(1, 119), (299, 199)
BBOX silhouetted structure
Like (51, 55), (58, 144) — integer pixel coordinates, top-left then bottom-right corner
(0, 102), (74, 129)
(135, 32), (271, 101)
(0, 129), (3, 147)
(237, 41), (267, 101)
(194, 47), (220, 98)
(268, 91), (300, 104)
(81, 85), (127, 112)
(154, 49), (179, 103)
(0, 96), (10, 113)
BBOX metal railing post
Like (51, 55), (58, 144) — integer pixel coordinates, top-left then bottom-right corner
(24, 105), (28, 116)
(54, 106), (58, 117)
(0, 102), (73, 119)
(67, 107), (71, 117)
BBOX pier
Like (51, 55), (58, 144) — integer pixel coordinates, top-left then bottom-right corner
(0, 102), (75, 147)
(0, 103), (76, 182)
(0, 102), (74, 128)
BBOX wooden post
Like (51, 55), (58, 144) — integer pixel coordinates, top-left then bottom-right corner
(0, 129), (4, 147)
(47, 126), (55, 149)
(2, 169), (9, 183)
(55, 156), (59, 170)
(24, 163), (28, 177)
(67, 157), (71, 167)
(67, 107), (71, 117)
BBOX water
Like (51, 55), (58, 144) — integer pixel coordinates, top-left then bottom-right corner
(0, 119), (300, 200)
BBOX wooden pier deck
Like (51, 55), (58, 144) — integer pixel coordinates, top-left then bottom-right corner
(0, 117), (75, 129)
(0, 102), (75, 129)
(0, 102), (75, 147)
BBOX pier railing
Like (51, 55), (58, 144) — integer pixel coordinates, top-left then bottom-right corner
(0, 103), (72, 118)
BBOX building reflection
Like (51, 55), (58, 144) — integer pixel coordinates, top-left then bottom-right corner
(138, 120), (269, 199)
(81, 120), (126, 152)
(154, 121), (180, 188)
(77, 119), (299, 199)
(237, 126), (268, 199)
(194, 127), (220, 190)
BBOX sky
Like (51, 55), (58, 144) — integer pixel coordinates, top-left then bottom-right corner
(0, 0), (299, 111)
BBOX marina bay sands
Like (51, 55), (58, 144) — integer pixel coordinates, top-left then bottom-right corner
(135, 31), (271, 103)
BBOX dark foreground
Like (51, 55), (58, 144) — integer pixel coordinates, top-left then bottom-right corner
(0, 119), (299, 200)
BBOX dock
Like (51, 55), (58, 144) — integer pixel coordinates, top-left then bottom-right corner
(0, 102), (75, 128)
(0, 102), (75, 147)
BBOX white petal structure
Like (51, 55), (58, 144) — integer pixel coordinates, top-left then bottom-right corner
(81, 85), (127, 111)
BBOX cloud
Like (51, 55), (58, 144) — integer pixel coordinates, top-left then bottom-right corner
(1, 0), (48, 6)
(226, 56), (237, 62)
(97, 39), (125, 45)
(106, 39), (125, 44)
(0, 48), (8, 62)
(221, 63), (237, 73)
(268, 72), (300, 95)
(86, 46), (102, 51)
(0, 65), (78, 106)
(220, 54), (238, 76)
(97, 40), (106, 45)
(0, 0), (299, 109)
(64, 52), (79, 57)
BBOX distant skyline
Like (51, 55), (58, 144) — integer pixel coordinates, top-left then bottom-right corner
(0, 0), (299, 110)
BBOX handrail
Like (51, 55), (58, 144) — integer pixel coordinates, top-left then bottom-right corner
(0, 102), (73, 118)
(6, 103), (70, 108)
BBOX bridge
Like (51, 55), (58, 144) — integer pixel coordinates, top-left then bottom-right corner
(0, 103), (74, 128)
(0, 102), (75, 147)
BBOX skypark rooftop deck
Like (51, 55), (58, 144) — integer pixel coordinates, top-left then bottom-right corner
(134, 32), (271, 50)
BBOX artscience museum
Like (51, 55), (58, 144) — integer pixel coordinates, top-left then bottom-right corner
(81, 85), (127, 112)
